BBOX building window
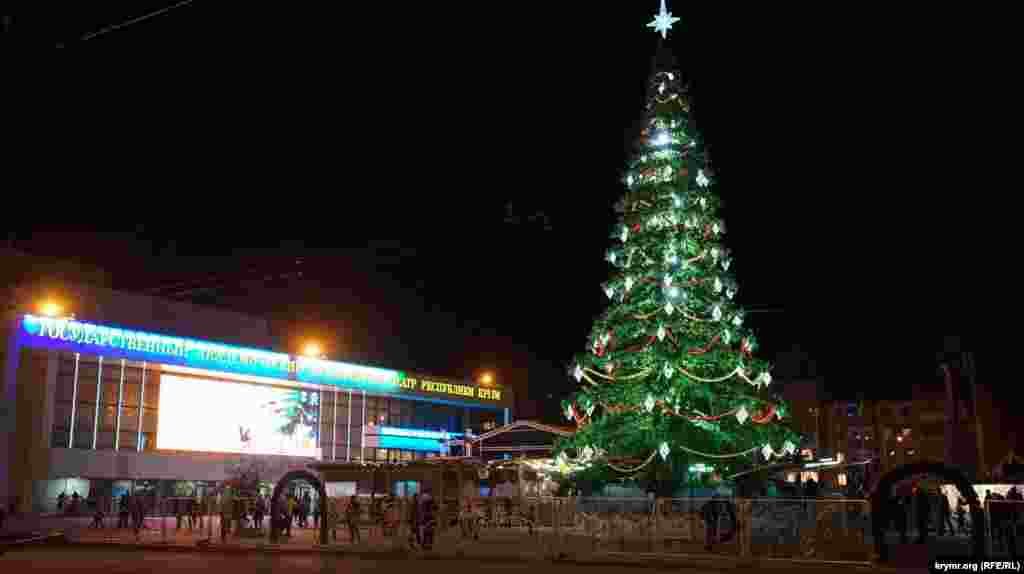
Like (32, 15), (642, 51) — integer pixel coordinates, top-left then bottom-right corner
(907, 449), (916, 456)
(786, 472), (798, 483)
(837, 473), (848, 486)
(800, 471), (819, 483)
(51, 353), (78, 448)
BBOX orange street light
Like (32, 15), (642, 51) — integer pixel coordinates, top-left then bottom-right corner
(480, 372), (494, 386)
(302, 342), (324, 358)
(40, 301), (63, 317)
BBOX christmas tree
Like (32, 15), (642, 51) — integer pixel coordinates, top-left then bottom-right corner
(558, 1), (800, 483)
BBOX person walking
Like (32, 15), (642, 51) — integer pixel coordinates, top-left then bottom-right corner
(346, 496), (361, 544)
(118, 494), (130, 529)
(219, 493), (233, 543)
(939, 495), (955, 536)
(408, 493), (421, 548)
(312, 496), (320, 530)
(915, 486), (931, 544)
(57, 492), (67, 512)
(421, 493), (437, 551)
(253, 496), (264, 531)
(287, 495), (298, 530)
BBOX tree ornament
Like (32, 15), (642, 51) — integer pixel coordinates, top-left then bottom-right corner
(710, 247), (720, 261)
(656, 324), (667, 342)
(712, 222), (721, 235)
(582, 445), (595, 461)
(586, 404), (595, 417)
(722, 329), (731, 344)
(565, 404), (576, 421)
(662, 362), (674, 379)
(621, 226), (629, 243)
(782, 440), (796, 456)
(757, 371), (772, 387)
(712, 304), (723, 321)
(713, 277), (723, 294)
(726, 287), (736, 300)
(736, 405), (749, 425)
(604, 286), (614, 300)
(664, 301), (675, 315)
(696, 169), (710, 188)
(722, 257), (732, 271)
(607, 251), (617, 264)
(762, 444), (774, 459)
(659, 441), (671, 461)
(647, 0), (681, 40)
(699, 196), (708, 210)
(644, 394), (656, 413)
(732, 314), (743, 327)
(740, 338), (752, 354)
(624, 276), (635, 292)
(663, 284), (684, 303)
(626, 174), (634, 187)
(573, 364), (584, 382)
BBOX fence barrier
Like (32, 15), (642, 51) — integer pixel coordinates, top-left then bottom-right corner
(50, 494), (1024, 563)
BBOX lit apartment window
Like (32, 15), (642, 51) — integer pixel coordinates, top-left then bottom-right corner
(837, 473), (848, 486)
(889, 449), (896, 456)
(786, 472), (798, 483)
(800, 471), (819, 483)
(907, 449), (916, 456)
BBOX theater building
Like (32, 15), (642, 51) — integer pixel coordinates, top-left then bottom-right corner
(0, 284), (512, 513)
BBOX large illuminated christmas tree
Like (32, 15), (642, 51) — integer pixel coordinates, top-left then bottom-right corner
(558, 0), (800, 482)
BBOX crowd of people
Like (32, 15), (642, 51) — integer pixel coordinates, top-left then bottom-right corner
(882, 484), (1022, 555)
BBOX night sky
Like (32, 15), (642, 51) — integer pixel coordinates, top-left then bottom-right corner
(8, 3), (988, 422)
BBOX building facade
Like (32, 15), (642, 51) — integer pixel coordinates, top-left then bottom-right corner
(1, 284), (512, 513)
(779, 359), (1006, 494)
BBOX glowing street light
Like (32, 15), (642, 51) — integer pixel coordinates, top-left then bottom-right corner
(302, 342), (324, 358)
(40, 301), (63, 317)
(480, 372), (494, 386)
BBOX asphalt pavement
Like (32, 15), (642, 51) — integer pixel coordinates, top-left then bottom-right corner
(1, 547), (734, 574)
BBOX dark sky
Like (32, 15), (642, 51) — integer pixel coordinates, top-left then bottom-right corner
(7, 3), (991, 421)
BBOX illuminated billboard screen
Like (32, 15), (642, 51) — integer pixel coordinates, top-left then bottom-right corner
(157, 375), (320, 458)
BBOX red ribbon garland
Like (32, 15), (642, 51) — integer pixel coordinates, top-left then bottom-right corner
(688, 334), (720, 355)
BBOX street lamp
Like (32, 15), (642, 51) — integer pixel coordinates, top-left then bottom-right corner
(302, 342), (325, 359)
(480, 372), (494, 386)
(40, 300), (63, 317)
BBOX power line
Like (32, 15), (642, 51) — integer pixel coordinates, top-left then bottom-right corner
(79, 0), (195, 42)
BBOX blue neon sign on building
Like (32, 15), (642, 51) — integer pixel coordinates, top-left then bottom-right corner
(18, 315), (403, 393)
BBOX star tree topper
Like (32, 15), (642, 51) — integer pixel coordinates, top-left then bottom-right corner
(648, 0), (681, 39)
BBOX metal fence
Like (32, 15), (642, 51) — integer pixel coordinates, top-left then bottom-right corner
(445, 496), (873, 562)
(55, 494), (877, 562)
